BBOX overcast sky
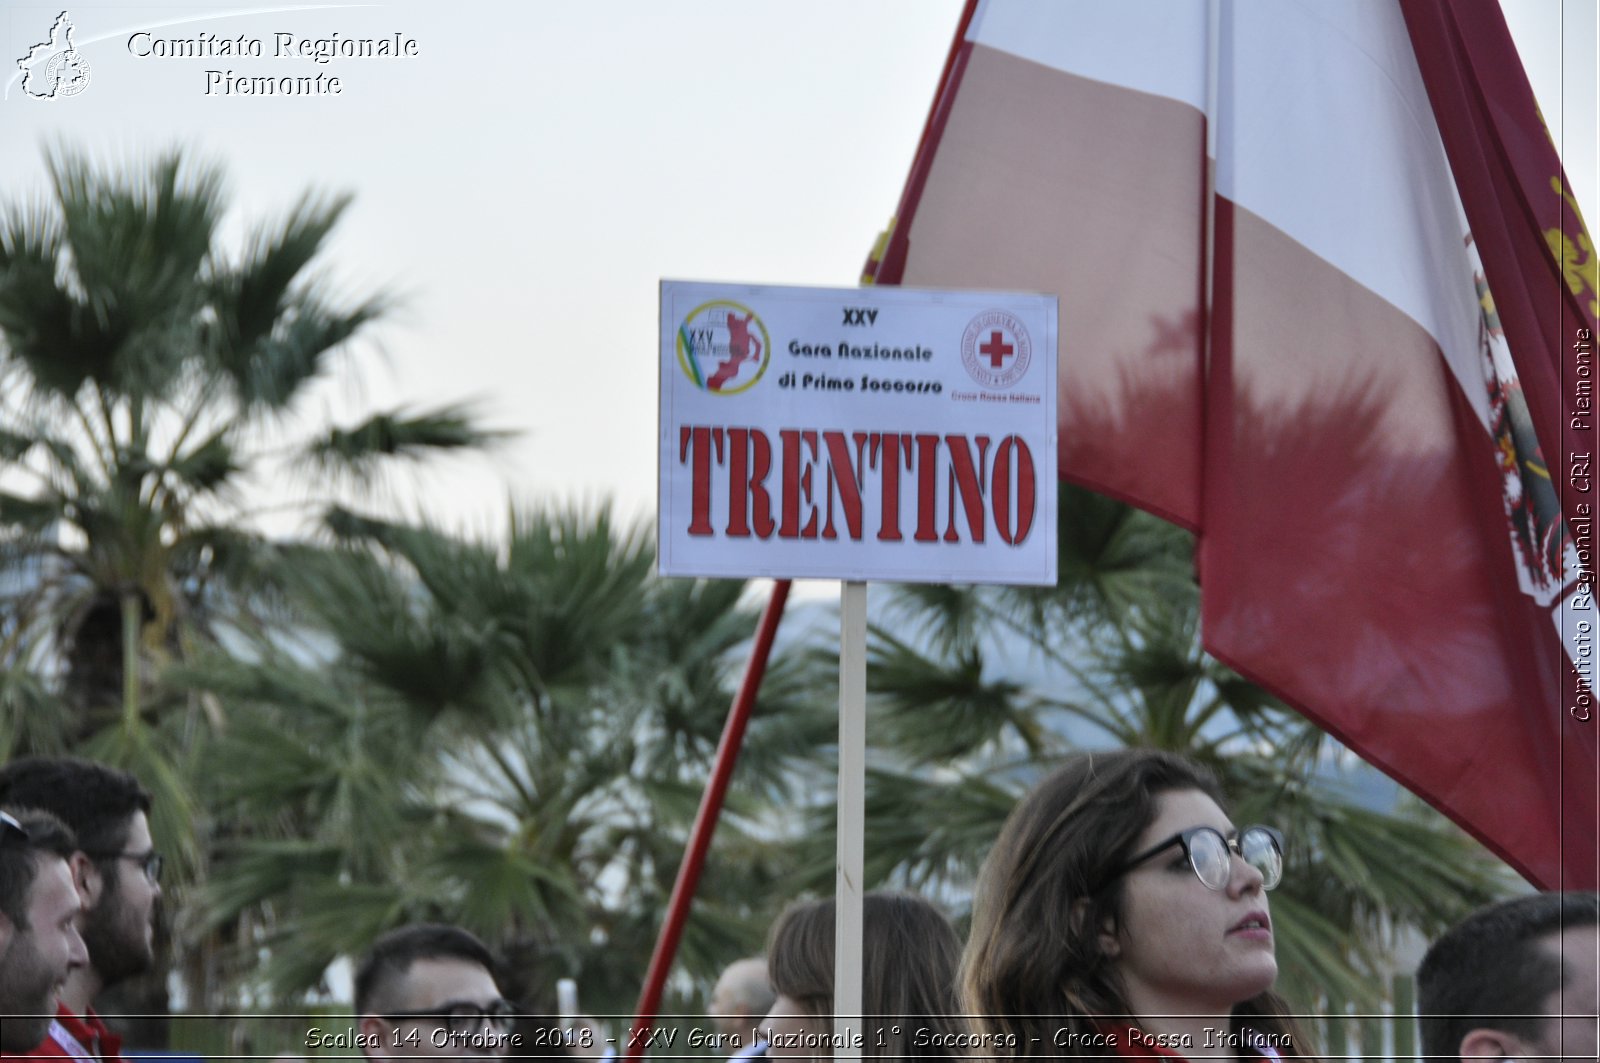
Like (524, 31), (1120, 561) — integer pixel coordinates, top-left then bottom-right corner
(2, 0), (1594, 544)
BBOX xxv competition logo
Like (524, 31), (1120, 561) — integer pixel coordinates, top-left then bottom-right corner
(676, 300), (771, 394)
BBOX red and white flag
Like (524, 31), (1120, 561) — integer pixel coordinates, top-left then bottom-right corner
(872, 0), (1598, 889)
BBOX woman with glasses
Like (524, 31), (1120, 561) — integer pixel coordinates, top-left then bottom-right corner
(761, 891), (965, 1062)
(960, 748), (1310, 1061)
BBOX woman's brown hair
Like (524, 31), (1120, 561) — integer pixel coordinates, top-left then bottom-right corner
(959, 748), (1313, 1058)
(767, 891), (964, 1060)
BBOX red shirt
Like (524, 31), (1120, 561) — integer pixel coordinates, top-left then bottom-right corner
(3, 1004), (126, 1063)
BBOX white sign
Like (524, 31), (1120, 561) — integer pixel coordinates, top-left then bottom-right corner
(658, 281), (1057, 585)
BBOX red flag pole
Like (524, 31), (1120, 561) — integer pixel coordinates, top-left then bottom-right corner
(623, 578), (792, 1061)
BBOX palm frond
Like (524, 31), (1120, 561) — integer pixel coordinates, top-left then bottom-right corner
(0, 202), (84, 396)
(791, 766), (1022, 894)
(0, 489), (63, 534)
(884, 583), (988, 656)
(46, 147), (224, 399)
(0, 666), (69, 758)
(163, 427), (239, 495)
(301, 403), (509, 481)
(860, 624), (1037, 762)
(222, 192), (353, 354)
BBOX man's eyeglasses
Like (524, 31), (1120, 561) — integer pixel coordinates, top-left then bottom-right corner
(384, 999), (520, 1036)
(0, 810), (30, 843)
(86, 849), (164, 884)
(1108, 824), (1284, 892)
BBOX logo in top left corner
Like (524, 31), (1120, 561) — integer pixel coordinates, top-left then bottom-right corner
(17, 11), (91, 101)
(676, 300), (771, 394)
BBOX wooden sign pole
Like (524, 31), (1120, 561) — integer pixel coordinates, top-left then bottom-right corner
(834, 579), (867, 1063)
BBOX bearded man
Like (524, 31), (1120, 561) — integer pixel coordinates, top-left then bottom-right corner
(0, 759), (163, 1063)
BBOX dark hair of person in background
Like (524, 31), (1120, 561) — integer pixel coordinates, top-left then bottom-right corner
(1416, 891), (1600, 1060)
(0, 810), (78, 928)
(0, 757), (152, 887)
(0, 806), (80, 929)
(353, 923), (502, 1016)
(960, 748), (1312, 1058)
(766, 891), (964, 1060)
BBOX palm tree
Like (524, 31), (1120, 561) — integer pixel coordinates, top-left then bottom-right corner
(785, 485), (1509, 1012)
(177, 506), (832, 1033)
(0, 146), (502, 1035)
(0, 147), (498, 748)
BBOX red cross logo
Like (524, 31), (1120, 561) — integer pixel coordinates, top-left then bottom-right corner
(979, 330), (1014, 369)
(961, 309), (1032, 389)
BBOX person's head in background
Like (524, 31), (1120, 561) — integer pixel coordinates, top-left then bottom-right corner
(761, 891), (963, 1063)
(1418, 891), (1599, 1063)
(709, 957), (776, 1042)
(354, 923), (516, 1061)
(0, 808), (90, 1052)
(0, 756), (162, 1007)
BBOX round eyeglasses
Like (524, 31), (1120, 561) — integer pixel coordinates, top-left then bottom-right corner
(86, 849), (164, 884)
(1110, 824), (1284, 892)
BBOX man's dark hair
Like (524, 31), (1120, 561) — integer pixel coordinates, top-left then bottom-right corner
(1417, 891), (1600, 1059)
(354, 923), (499, 1016)
(0, 757), (151, 882)
(0, 806), (79, 928)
